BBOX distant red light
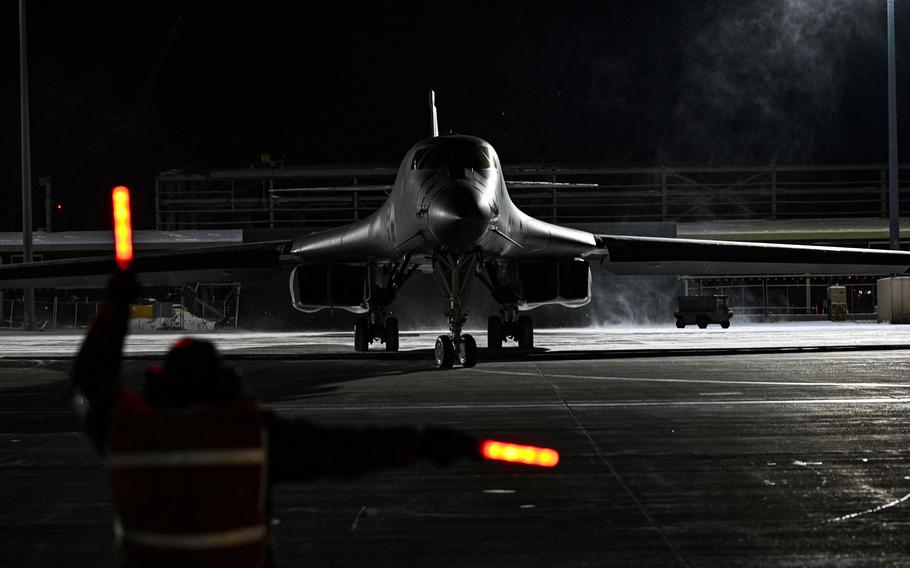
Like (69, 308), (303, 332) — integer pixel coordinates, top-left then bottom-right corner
(55, 203), (62, 210)
(112, 186), (133, 270)
(481, 440), (559, 468)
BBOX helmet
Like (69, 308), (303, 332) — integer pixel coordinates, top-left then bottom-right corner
(144, 338), (242, 407)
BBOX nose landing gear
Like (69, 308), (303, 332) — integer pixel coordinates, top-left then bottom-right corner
(434, 333), (478, 368)
(433, 254), (479, 368)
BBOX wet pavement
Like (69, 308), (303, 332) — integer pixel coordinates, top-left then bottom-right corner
(1, 330), (909, 566)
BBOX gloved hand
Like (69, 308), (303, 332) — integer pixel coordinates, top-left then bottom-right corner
(104, 269), (139, 305)
(417, 426), (480, 466)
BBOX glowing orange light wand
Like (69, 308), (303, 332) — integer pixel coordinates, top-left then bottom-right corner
(112, 186), (133, 270)
(481, 440), (560, 468)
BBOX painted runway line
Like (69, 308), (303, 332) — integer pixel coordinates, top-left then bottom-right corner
(266, 397), (910, 413)
(475, 368), (910, 389)
(825, 492), (910, 523)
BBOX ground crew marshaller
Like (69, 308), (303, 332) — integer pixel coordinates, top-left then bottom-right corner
(72, 270), (478, 567)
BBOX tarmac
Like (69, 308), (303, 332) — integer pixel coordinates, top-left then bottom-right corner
(1, 324), (910, 566)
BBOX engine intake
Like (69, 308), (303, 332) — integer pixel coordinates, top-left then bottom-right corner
(290, 264), (368, 313)
(514, 258), (591, 309)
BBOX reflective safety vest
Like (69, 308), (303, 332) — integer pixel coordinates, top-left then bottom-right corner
(107, 392), (268, 568)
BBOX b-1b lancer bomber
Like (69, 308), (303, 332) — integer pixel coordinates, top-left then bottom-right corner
(3, 92), (910, 367)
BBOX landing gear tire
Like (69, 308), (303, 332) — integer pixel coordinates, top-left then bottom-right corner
(435, 335), (456, 368)
(517, 315), (534, 351)
(385, 317), (399, 352)
(354, 318), (370, 351)
(696, 317), (708, 329)
(676, 318), (685, 329)
(487, 316), (503, 350)
(720, 320), (730, 329)
(458, 334), (478, 368)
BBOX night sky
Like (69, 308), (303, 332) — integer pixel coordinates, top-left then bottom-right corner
(5, 1), (910, 231)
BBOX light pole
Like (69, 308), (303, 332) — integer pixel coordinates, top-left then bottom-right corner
(39, 176), (52, 232)
(888, 0), (900, 250)
(19, 0), (35, 328)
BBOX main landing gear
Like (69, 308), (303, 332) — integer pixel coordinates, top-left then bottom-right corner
(474, 261), (534, 353)
(433, 254), (479, 368)
(352, 257), (416, 353)
(354, 311), (399, 352)
(486, 305), (534, 352)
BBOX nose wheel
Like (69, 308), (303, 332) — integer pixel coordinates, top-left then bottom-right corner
(434, 336), (455, 367)
(457, 334), (477, 367)
(435, 333), (477, 368)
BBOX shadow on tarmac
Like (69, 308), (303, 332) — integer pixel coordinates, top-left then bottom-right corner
(0, 358), (431, 432)
(217, 342), (910, 363)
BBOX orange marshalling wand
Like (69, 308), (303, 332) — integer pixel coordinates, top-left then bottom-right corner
(112, 186), (133, 270)
(481, 440), (559, 468)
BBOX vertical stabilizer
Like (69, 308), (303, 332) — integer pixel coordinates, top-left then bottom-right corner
(429, 90), (439, 137)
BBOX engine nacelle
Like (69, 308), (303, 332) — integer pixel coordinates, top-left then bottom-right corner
(290, 264), (368, 313)
(515, 258), (591, 310)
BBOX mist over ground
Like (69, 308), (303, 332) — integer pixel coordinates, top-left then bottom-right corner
(238, 269), (680, 333)
(661, 0), (884, 165)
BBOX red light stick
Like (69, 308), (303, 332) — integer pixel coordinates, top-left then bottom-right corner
(112, 186), (133, 270)
(481, 440), (559, 468)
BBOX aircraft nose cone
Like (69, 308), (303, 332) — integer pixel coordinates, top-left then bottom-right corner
(427, 185), (493, 252)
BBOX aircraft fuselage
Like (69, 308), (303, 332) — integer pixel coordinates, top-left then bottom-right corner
(289, 135), (596, 262)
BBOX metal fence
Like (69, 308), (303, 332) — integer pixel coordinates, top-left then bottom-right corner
(0, 298), (238, 331)
(156, 164), (910, 230)
(155, 166), (396, 230)
(684, 278), (878, 318)
(1, 299), (99, 330)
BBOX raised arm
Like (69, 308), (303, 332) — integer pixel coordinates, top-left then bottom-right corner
(71, 270), (138, 454)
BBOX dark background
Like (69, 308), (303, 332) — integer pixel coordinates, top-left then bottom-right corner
(4, 1), (910, 231)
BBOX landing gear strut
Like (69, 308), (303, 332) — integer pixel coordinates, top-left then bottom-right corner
(486, 305), (534, 352)
(352, 257), (415, 352)
(475, 261), (534, 352)
(354, 310), (399, 352)
(433, 253), (479, 368)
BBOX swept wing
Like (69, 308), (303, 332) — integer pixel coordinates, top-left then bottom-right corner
(0, 241), (292, 289)
(596, 234), (910, 275)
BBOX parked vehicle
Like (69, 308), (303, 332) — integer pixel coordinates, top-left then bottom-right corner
(674, 295), (733, 329)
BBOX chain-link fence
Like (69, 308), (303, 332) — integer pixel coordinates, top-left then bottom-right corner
(0, 296), (239, 331)
(683, 280), (878, 318)
(1, 299), (100, 330)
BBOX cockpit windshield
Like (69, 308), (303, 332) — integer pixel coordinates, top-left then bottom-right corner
(412, 141), (496, 171)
